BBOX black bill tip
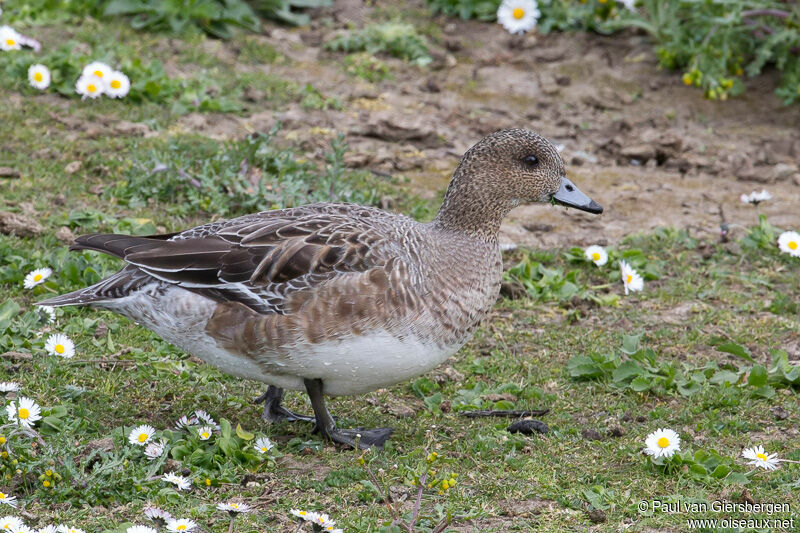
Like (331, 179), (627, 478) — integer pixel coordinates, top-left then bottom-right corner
(552, 177), (603, 215)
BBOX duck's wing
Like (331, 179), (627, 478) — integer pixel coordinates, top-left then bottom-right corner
(71, 206), (420, 315)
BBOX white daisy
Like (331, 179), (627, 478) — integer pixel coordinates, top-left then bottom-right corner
(27, 64), (50, 90)
(75, 75), (104, 100)
(0, 492), (16, 509)
(496, 0), (540, 34)
(175, 415), (197, 430)
(584, 245), (608, 267)
(55, 527), (84, 533)
(740, 189), (771, 205)
(128, 424), (156, 446)
(194, 409), (219, 429)
(290, 509), (319, 522)
(0, 517), (23, 531)
(0, 383), (20, 393)
(37, 526), (57, 533)
(165, 518), (197, 533)
(143, 506), (172, 522)
(312, 514), (335, 528)
(644, 428), (681, 459)
(197, 426), (213, 441)
(105, 71), (130, 98)
(619, 260), (644, 295)
(126, 527), (157, 533)
(6, 397), (42, 429)
(0, 26), (22, 51)
(39, 306), (56, 324)
(12, 525), (32, 533)
(44, 334), (75, 359)
(162, 472), (191, 491)
(82, 61), (113, 80)
(254, 436), (274, 454)
(618, 0), (636, 11)
(216, 502), (251, 513)
(23, 268), (51, 289)
(742, 445), (780, 470)
(144, 439), (167, 460)
(778, 231), (800, 258)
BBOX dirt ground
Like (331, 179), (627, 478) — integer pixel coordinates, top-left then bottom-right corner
(179, 6), (800, 250)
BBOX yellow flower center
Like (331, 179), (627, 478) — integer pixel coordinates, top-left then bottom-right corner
(592, 252), (601, 261)
(626, 274), (633, 283)
(512, 7), (525, 19)
(0, 436), (4, 444)
(5, 39), (15, 47)
(789, 241), (798, 250)
(111, 79), (121, 89)
(177, 526), (186, 531)
(34, 72), (43, 82)
(205, 478), (211, 485)
(261, 447), (268, 452)
(55, 344), (65, 354)
(138, 433), (148, 443)
(87, 83), (98, 93)
(657, 437), (669, 448)
(201, 432), (209, 439)
(299, 511), (306, 515)
(46, 469), (53, 476)
(34, 274), (43, 281)
(756, 452), (767, 461)
(43, 480), (50, 487)
(18, 408), (29, 420)
(93, 70), (104, 77)
(231, 503), (238, 509)
(0, 492), (4, 499)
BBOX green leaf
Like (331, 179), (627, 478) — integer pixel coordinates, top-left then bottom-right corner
(717, 343), (754, 362)
(630, 376), (652, 392)
(709, 370), (739, 385)
(710, 464), (731, 479)
(612, 360), (645, 383)
(220, 418), (232, 440)
(235, 423), (254, 441)
(724, 471), (750, 485)
(566, 355), (603, 379)
(621, 333), (641, 354)
(747, 364), (767, 387)
(423, 392), (443, 412)
(752, 385), (775, 399)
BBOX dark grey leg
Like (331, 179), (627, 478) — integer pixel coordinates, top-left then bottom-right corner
(254, 385), (315, 424)
(304, 378), (393, 450)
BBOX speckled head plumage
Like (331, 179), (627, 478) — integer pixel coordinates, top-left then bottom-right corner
(434, 128), (601, 240)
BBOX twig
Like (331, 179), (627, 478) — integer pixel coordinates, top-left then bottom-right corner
(68, 359), (138, 365)
(431, 516), (452, 533)
(406, 472), (427, 533)
(459, 409), (549, 418)
(741, 8), (790, 18)
(227, 516), (234, 533)
(363, 460), (398, 520)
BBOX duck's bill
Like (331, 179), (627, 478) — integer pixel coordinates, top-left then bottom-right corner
(552, 177), (603, 214)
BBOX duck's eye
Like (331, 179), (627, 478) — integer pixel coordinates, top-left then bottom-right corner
(522, 155), (539, 168)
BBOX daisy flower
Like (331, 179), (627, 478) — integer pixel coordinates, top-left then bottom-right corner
(254, 436), (274, 454)
(75, 75), (104, 99)
(644, 428), (681, 459)
(143, 506), (172, 523)
(618, 0), (636, 11)
(6, 397), (42, 429)
(0, 26), (22, 51)
(290, 509), (320, 522)
(128, 424), (156, 446)
(166, 518), (197, 533)
(55, 527), (84, 533)
(23, 268), (51, 289)
(37, 526), (57, 533)
(162, 472), (191, 491)
(44, 334), (75, 359)
(778, 231), (800, 258)
(0, 383), (19, 393)
(194, 409), (219, 429)
(105, 71), (130, 98)
(312, 514), (336, 529)
(39, 306), (56, 324)
(217, 502), (251, 514)
(496, 0), (540, 34)
(0, 492), (16, 508)
(619, 260), (644, 295)
(82, 61), (113, 80)
(742, 445), (780, 470)
(740, 189), (771, 205)
(174, 415), (196, 429)
(13, 525), (33, 533)
(584, 245), (608, 267)
(144, 439), (167, 460)
(27, 64), (50, 90)
(126, 527), (156, 533)
(0, 518), (23, 531)
(197, 426), (213, 441)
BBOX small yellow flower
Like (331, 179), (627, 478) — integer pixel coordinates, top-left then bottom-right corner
(43, 479), (51, 487)
(0, 436), (5, 445)
(682, 73), (692, 86)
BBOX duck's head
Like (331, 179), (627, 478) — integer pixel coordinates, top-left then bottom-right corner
(435, 129), (602, 239)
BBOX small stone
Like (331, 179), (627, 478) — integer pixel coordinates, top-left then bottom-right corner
(607, 425), (624, 438)
(581, 428), (604, 441)
(89, 184), (104, 195)
(65, 161), (82, 174)
(442, 366), (464, 382)
(55, 226), (75, 244)
(0, 167), (20, 179)
(507, 419), (549, 435)
(94, 321), (109, 339)
(586, 509), (606, 524)
(53, 193), (66, 206)
(620, 144), (656, 162)
(386, 402), (415, 419)
(770, 163), (798, 182)
(771, 405), (789, 420)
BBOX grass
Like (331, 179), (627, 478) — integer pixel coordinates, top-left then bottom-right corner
(0, 9), (799, 533)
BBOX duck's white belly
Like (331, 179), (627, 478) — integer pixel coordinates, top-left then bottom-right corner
(104, 286), (462, 396)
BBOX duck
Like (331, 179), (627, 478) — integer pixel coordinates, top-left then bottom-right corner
(39, 129), (602, 449)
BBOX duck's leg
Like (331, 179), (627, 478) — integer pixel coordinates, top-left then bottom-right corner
(254, 385), (315, 424)
(304, 378), (393, 450)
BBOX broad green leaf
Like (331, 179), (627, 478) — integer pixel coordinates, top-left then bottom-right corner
(235, 423), (254, 441)
(613, 361), (645, 383)
(747, 364), (767, 387)
(621, 333), (642, 354)
(717, 342), (754, 362)
(710, 465), (731, 479)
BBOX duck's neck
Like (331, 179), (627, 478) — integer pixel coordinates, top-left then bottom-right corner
(431, 169), (515, 243)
